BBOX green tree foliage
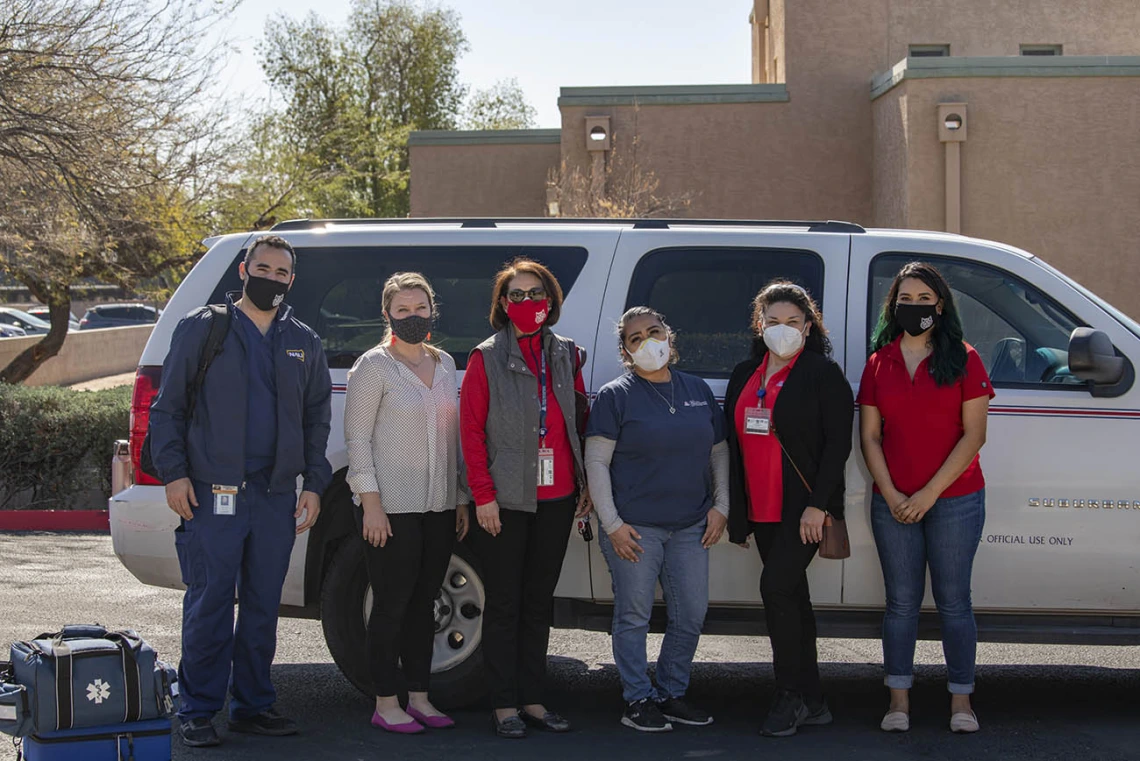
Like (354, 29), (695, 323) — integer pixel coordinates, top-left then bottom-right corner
(255, 0), (470, 220)
(464, 78), (538, 130)
(0, 0), (237, 383)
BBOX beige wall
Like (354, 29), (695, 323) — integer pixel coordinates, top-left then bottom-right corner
(876, 76), (1140, 318)
(0, 325), (152, 387)
(409, 142), (559, 217)
(883, 0), (1140, 64)
(871, 86), (909, 230)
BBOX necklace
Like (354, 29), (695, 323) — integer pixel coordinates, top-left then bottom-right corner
(641, 374), (676, 414)
(392, 345), (428, 368)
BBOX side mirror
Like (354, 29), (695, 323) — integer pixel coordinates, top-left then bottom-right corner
(1068, 327), (1133, 397)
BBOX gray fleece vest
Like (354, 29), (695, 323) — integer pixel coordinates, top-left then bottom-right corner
(476, 326), (585, 513)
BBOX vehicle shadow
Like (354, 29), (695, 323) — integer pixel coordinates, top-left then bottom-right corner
(174, 660), (1140, 761)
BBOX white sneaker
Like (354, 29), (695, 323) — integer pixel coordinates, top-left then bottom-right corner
(880, 711), (910, 732)
(950, 711), (980, 733)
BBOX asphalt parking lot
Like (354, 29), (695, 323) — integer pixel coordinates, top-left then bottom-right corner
(2, 532), (1139, 760)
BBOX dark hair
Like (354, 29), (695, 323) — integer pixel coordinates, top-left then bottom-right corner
(245, 234), (296, 273)
(750, 280), (832, 359)
(489, 258), (564, 330)
(617, 306), (680, 369)
(871, 261), (967, 386)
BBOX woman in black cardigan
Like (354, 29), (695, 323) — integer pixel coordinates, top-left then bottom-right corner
(725, 281), (854, 738)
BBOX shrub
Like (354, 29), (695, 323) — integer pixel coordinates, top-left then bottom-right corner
(0, 384), (130, 510)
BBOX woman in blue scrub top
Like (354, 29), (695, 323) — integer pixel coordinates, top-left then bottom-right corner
(584, 306), (730, 734)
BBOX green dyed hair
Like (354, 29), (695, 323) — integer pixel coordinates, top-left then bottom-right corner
(871, 261), (968, 386)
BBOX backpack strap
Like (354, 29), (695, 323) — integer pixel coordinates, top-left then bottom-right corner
(184, 304), (231, 422)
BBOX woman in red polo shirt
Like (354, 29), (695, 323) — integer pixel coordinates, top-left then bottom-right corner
(725, 281), (854, 738)
(858, 262), (994, 735)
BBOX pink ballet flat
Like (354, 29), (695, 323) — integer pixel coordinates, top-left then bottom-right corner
(406, 705), (456, 729)
(371, 710), (425, 734)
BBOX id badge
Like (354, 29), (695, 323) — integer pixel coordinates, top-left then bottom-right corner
(744, 407), (771, 435)
(212, 485), (238, 516)
(538, 448), (555, 487)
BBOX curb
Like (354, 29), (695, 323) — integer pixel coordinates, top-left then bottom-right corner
(0, 510), (110, 532)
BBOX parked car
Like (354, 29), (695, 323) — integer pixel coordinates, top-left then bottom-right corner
(0, 307), (54, 336)
(25, 306), (81, 330)
(0, 323), (27, 338)
(79, 303), (161, 329)
(109, 219), (1140, 707)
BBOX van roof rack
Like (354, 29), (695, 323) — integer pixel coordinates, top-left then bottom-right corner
(269, 218), (866, 233)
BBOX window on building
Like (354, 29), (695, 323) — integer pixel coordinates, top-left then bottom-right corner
(868, 254), (1085, 388)
(625, 247), (824, 378)
(909, 44), (950, 58)
(1020, 44), (1063, 56)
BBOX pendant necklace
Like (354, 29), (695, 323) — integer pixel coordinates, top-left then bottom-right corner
(643, 374), (676, 414)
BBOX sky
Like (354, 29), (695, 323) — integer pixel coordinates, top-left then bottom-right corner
(217, 0), (754, 127)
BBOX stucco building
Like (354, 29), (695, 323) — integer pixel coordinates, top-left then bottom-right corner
(408, 1), (1140, 317)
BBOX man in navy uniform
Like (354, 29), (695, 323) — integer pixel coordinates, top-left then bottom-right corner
(149, 235), (332, 747)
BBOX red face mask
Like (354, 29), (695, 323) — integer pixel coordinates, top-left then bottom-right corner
(505, 299), (549, 334)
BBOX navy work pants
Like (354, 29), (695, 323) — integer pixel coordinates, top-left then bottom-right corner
(175, 472), (297, 720)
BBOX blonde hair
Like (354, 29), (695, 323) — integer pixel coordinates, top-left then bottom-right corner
(381, 272), (441, 361)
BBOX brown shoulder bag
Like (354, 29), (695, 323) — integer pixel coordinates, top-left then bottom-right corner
(774, 434), (851, 560)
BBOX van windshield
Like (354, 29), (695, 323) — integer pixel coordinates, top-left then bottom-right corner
(208, 245), (589, 368)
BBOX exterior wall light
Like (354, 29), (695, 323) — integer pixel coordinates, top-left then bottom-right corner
(585, 116), (611, 152)
(944, 114), (963, 131)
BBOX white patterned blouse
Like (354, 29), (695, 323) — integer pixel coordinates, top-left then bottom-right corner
(344, 345), (469, 513)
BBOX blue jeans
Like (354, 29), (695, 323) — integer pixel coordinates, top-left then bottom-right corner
(599, 520), (709, 703)
(871, 489), (985, 695)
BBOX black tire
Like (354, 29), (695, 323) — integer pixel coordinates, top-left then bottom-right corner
(319, 536), (488, 709)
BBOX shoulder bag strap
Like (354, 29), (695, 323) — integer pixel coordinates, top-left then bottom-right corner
(185, 304), (231, 422)
(104, 633), (143, 723)
(774, 431), (812, 494)
(51, 640), (73, 731)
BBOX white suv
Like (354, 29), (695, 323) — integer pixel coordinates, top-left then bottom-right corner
(110, 218), (1140, 706)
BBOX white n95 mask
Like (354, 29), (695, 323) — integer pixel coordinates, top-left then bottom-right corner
(762, 324), (806, 358)
(630, 338), (671, 372)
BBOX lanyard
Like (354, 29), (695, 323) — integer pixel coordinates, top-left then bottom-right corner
(539, 349), (548, 445)
(756, 386), (768, 409)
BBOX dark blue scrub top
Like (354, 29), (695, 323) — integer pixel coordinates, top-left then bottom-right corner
(234, 308), (278, 476)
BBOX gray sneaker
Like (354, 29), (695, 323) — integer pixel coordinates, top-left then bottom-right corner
(800, 697), (833, 726)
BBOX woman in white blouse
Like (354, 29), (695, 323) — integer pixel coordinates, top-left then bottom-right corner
(344, 272), (470, 735)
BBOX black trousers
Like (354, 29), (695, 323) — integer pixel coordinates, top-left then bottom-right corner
(467, 496), (577, 708)
(363, 510), (456, 696)
(754, 521), (822, 701)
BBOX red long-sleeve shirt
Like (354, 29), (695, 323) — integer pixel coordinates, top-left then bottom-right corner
(460, 333), (586, 505)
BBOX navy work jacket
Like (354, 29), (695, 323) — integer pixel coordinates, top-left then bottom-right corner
(148, 295), (333, 496)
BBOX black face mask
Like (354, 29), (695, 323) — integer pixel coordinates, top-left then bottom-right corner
(895, 303), (938, 337)
(244, 274), (290, 312)
(389, 314), (432, 345)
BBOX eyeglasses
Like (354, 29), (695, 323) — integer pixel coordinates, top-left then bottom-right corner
(506, 287), (547, 303)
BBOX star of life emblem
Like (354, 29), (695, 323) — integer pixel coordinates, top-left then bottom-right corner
(86, 679), (112, 705)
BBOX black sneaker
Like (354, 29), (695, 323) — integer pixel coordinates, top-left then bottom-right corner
(801, 696), (833, 726)
(760, 689), (807, 737)
(622, 698), (673, 732)
(180, 717), (221, 747)
(656, 697), (714, 727)
(227, 708), (298, 736)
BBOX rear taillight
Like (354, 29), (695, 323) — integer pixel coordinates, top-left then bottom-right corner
(130, 365), (163, 486)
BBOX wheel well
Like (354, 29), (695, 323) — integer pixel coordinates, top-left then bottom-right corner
(303, 467), (356, 615)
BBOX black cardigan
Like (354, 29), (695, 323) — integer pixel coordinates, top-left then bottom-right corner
(724, 348), (855, 544)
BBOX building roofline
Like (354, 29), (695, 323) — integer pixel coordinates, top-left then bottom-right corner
(407, 129), (561, 146)
(872, 55), (1140, 99)
(557, 83), (789, 107)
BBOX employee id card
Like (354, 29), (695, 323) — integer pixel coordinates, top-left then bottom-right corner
(212, 484), (238, 515)
(538, 448), (556, 487)
(743, 407), (771, 435)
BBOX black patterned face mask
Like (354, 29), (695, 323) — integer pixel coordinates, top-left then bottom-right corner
(389, 314), (432, 344)
(244, 274), (289, 311)
(894, 303), (938, 337)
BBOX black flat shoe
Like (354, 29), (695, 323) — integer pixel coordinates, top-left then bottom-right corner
(492, 712), (527, 739)
(520, 710), (571, 733)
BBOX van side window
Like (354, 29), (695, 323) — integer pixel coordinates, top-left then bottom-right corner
(207, 246), (588, 368)
(869, 254), (1085, 388)
(626, 247), (824, 378)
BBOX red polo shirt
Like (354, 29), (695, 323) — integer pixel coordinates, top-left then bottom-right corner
(857, 338), (995, 498)
(735, 351), (801, 523)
